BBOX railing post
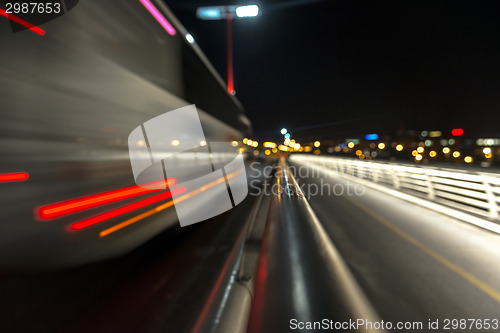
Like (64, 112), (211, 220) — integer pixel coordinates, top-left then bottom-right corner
(424, 169), (435, 200)
(371, 163), (379, 183)
(480, 174), (499, 220)
(391, 165), (401, 189)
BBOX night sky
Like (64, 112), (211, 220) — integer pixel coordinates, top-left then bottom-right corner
(165, 0), (500, 140)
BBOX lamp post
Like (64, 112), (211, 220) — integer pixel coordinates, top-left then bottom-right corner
(196, 5), (259, 95)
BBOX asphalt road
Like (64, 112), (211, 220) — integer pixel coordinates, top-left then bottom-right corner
(291, 161), (500, 332)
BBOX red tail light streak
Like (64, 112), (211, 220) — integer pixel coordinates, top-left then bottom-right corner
(70, 186), (186, 230)
(0, 9), (45, 35)
(0, 172), (29, 183)
(36, 178), (177, 220)
(99, 170), (243, 237)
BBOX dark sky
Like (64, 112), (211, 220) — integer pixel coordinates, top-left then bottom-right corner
(165, 0), (500, 140)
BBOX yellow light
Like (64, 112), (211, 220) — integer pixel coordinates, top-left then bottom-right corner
(314, 141), (320, 147)
(243, 138), (248, 144)
(464, 156), (473, 163)
(247, 139), (253, 145)
(443, 147), (450, 154)
(429, 151), (437, 157)
(284, 138), (290, 145)
(396, 144), (403, 151)
(417, 146), (424, 153)
(347, 142), (355, 149)
(334, 146), (341, 152)
(265, 149), (271, 156)
(342, 147), (349, 152)
(483, 147), (492, 155)
(299, 147), (304, 152)
(412, 150), (418, 157)
(264, 142), (277, 149)
(415, 154), (423, 161)
(171, 139), (180, 146)
(200, 140), (207, 147)
(278, 145), (288, 152)
(272, 148), (278, 153)
(485, 153), (493, 159)
(359, 154), (365, 159)
(238, 148), (245, 153)
(369, 143), (376, 149)
(313, 149), (321, 155)
(304, 146), (312, 152)
(429, 131), (442, 137)
(378, 142), (386, 149)
(294, 143), (301, 150)
(253, 150), (259, 156)
(356, 149), (362, 156)
(252, 141), (258, 147)
(231, 141), (238, 147)
(453, 151), (460, 158)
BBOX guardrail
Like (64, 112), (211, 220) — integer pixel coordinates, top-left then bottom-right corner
(247, 158), (383, 333)
(290, 155), (500, 221)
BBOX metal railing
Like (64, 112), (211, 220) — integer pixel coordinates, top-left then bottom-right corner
(290, 155), (500, 221)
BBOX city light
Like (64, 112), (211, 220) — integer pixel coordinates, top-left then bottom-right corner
(314, 141), (321, 148)
(451, 128), (464, 136)
(429, 131), (442, 137)
(278, 145), (289, 152)
(365, 134), (379, 140)
(348, 142), (355, 149)
(284, 133), (291, 139)
(231, 141), (238, 147)
(252, 141), (258, 147)
(171, 139), (180, 146)
(415, 154), (423, 161)
(412, 150), (418, 156)
(453, 151), (461, 158)
(235, 5), (259, 18)
(378, 142), (386, 149)
(417, 147), (424, 153)
(483, 147), (492, 154)
(264, 142), (277, 149)
(443, 147), (450, 154)
(396, 144), (404, 151)
(243, 138), (248, 144)
(281, 128), (288, 135)
(464, 156), (473, 163)
(265, 150), (271, 156)
(356, 150), (363, 156)
(294, 143), (301, 150)
(429, 151), (437, 157)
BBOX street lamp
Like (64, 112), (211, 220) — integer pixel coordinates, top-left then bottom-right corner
(196, 5), (260, 95)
